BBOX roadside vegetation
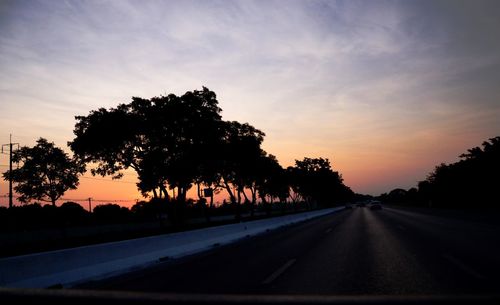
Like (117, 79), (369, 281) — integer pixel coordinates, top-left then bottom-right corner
(1, 87), (354, 232)
(2, 88), (496, 256)
(380, 136), (500, 209)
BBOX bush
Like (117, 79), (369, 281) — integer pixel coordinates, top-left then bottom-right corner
(93, 203), (131, 223)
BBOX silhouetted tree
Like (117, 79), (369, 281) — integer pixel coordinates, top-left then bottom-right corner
(412, 136), (500, 208)
(287, 166), (304, 206)
(158, 89), (223, 202)
(288, 157), (353, 207)
(2, 138), (85, 206)
(70, 87), (359, 218)
(380, 188), (408, 204)
(257, 154), (288, 206)
(59, 201), (89, 225)
(93, 203), (131, 223)
(70, 87), (223, 203)
(213, 121), (266, 218)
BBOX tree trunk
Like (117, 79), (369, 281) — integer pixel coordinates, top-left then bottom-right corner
(242, 189), (250, 204)
(160, 185), (170, 202)
(250, 187), (256, 217)
(197, 183), (202, 200)
(178, 187), (185, 202)
(236, 187), (242, 220)
(267, 195), (273, 216)
(223, 180), (236, 205)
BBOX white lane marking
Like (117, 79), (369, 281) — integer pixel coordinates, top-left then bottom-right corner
(262, 259), (297, 285)
(325, 228), (333, 233)
(442, 254), (485, 280)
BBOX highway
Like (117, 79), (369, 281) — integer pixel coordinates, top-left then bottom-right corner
(80, 205), (500, 296)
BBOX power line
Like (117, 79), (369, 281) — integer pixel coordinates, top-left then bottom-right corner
(0, 195), (137, 203)
(60, 198), (136, 202)
(93, 199), (137, 202)
(0, 170), (137, 182)
(80, 176), (137, 184)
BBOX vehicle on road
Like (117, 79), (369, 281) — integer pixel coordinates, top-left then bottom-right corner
(369, 200), (382, 210)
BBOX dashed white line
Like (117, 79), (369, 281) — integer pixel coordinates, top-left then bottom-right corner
(442, 254), (485, 280)
(262, 259), (297, 285)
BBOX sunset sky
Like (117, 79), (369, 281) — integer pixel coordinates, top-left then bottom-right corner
(1, 0), (500, 207)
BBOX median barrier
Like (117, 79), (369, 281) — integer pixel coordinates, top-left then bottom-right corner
(0, 207), (343, 288)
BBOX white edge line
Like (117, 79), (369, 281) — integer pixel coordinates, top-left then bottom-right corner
(262, 258), (297, 285)
(442, 254), (485, 280)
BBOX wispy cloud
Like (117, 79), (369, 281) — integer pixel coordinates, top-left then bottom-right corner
(1, 0), (499, 196)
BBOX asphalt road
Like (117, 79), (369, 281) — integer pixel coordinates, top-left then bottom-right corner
(79, 206), (500, 296)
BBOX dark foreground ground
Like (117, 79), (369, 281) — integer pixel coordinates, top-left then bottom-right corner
(79, 205), (500, 296)
(0, 208), (306, 257)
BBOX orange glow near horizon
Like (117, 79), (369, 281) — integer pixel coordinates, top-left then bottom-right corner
(0, 129), (495, 210)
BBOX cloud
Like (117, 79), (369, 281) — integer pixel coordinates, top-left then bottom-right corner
(1, 0), (499, 196)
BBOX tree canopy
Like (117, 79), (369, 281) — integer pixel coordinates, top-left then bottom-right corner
(423, 136), (500, 207)
(68, 87), (355, 219)
(288, 157), (353, 206)
(3, 138), (85, 205)
(380, 136), (500, 208)
(69, 87), (223, 201)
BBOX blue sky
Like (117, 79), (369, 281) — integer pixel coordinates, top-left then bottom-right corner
(1, 0), (500, 203)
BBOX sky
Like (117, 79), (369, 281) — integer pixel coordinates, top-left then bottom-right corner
(1, 0), (500, 207)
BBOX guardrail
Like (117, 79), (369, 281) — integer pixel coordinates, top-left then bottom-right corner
(0, 207), (343, 288)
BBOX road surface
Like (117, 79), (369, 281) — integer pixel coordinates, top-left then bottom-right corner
(79, 206), (500, 295)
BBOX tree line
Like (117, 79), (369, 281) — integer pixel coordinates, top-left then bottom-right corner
(380, 136), (500, 208)
(3, 87), (354, 224)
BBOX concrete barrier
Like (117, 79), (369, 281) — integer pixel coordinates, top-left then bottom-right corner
(0, 207), (343, 288)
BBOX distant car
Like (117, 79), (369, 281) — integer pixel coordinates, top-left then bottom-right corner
(369, 201), (382, 210)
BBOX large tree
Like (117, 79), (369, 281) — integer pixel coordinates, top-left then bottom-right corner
(2, 138), (85, 206)
(288, 157), (353, 206)
(69, 87), (223, 202)
(256, 154), (288, 205)
(212, 121), (266, 210)
(419, 136), (500, 207)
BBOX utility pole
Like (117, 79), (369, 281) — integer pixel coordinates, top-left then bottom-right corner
(2, 134), (19, 208)
(88, 197), (92, 213)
